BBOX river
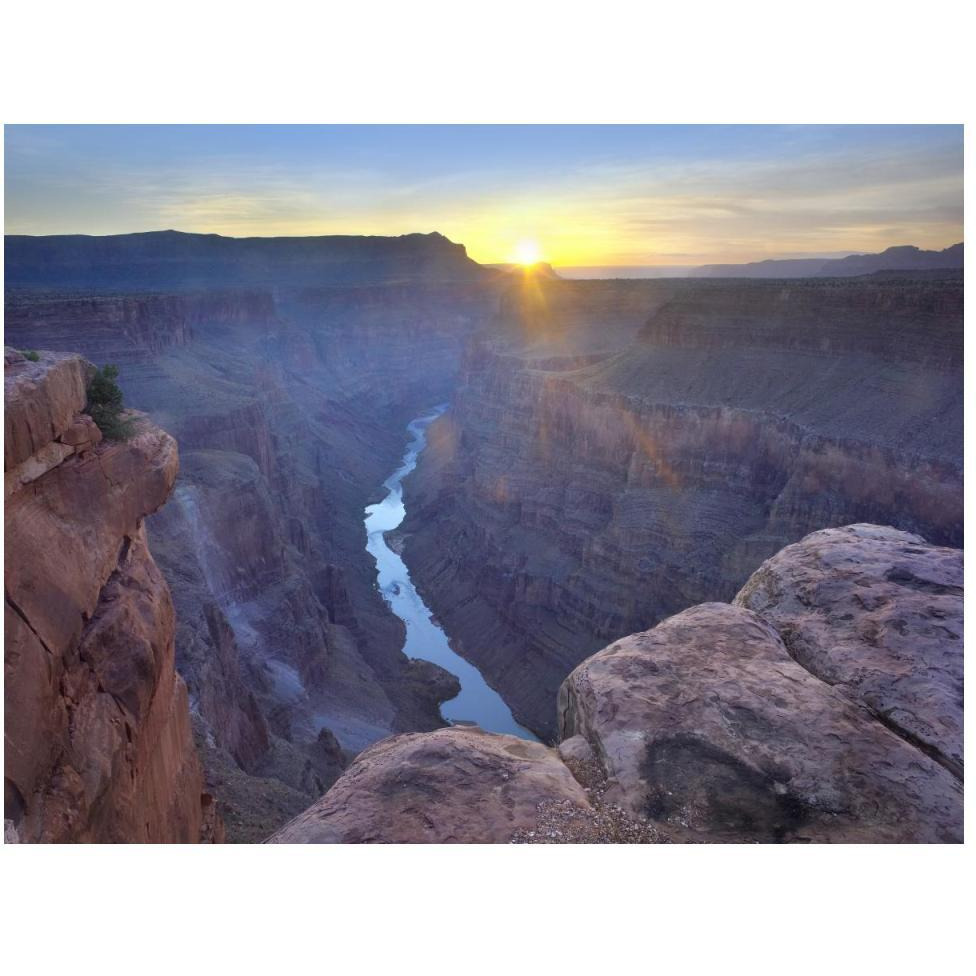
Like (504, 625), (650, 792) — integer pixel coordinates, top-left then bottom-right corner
(364, 406), (536, 740)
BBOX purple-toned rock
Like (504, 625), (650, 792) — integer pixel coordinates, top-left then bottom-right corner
(558, 600), (961, 842)
(266, 726), (592, 843)
(735, 524), (963, 777)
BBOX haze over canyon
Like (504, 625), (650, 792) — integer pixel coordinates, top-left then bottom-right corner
(3, 229), (963, 843)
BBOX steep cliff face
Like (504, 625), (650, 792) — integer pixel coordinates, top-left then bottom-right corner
(4, 348), (219, 843)
(4, 289), (275, 368)
(402, 274), (963, 738)
(271, 525), (962, 844)
(6, 254), (502, 840)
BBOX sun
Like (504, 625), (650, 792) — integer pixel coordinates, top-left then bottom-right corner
(512, 239), (541, 266)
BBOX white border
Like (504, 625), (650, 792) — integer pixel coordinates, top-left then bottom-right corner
(1, 2), (971, 974)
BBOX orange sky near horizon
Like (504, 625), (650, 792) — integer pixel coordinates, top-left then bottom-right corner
(4, 125), (964, 268)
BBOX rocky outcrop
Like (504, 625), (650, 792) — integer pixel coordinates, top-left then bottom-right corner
(402, 273), (963, 738)
(4, 348), (93, 469)
(4, 348), (219, 842)
(266, 727), (592, 843)
(558, 600), (961, 843)
(735, 524), (963, 778)
(273, 524), (962, 844)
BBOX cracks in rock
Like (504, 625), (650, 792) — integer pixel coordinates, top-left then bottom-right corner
(868, 708), (963, 782)
(766, 617), (963, 784)
(92, 446), (124, 492)
(76, 535), (133, 646)
(5, 590), (56, 659)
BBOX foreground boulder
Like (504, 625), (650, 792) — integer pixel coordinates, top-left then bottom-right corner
(558, 524), (963, 843)
(559, 603), (960, 842)
(4, 348), (220, 842)
(735, 524), (963, 777)
(266, 726), (592, 843)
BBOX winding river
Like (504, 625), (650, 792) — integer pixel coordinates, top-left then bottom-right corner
(365, 406), (536, 740)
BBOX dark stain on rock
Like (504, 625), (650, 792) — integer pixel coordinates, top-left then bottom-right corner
(642, 734), (809, 842)
(884, 565), (961, 596)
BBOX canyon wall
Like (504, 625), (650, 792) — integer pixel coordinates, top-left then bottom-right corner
(4, 349), (220, 842)
(270, 524), (963, 844)
(402, 274), (963, 739)
(5, 234), (504, 840)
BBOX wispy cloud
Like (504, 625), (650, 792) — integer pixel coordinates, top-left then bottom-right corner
(4, 124), (962, 264)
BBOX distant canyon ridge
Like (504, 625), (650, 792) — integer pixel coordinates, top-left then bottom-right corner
(4, 230), (963, 842)
(559, 242), (963, 279)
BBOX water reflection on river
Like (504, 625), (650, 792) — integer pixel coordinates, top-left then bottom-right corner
(364, 406), (536, 740)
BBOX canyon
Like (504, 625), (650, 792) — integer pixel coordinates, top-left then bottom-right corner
(271, 524), (962, 843)
(6, 232), (506, 840)
(401, 272), (963, 739)
(4, 231), (964, 843)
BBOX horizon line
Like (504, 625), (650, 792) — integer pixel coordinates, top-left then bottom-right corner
(3, 227), (963, 270)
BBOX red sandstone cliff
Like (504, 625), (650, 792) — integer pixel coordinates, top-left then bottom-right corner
(4, 348), (221, 842)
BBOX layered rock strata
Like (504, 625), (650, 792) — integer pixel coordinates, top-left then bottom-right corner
(4, 348), (219, 842)
(402, 274), (963, 738)
(5, 242), (503, 840)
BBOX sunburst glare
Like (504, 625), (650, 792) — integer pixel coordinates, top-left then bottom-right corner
(512, 239), (541, 265)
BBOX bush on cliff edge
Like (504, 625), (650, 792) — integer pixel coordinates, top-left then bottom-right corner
(86, 364), (135, 441)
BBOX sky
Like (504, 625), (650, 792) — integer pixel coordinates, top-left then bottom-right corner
(3, 125), (963, 267)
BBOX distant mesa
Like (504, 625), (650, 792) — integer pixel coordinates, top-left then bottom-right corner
(689, 242), (963, 278)
(3, 229), (487, 291)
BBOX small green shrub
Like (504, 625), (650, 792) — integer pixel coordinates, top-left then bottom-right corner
(86, 364), (135, 441)
(19, 349), (40, 362)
